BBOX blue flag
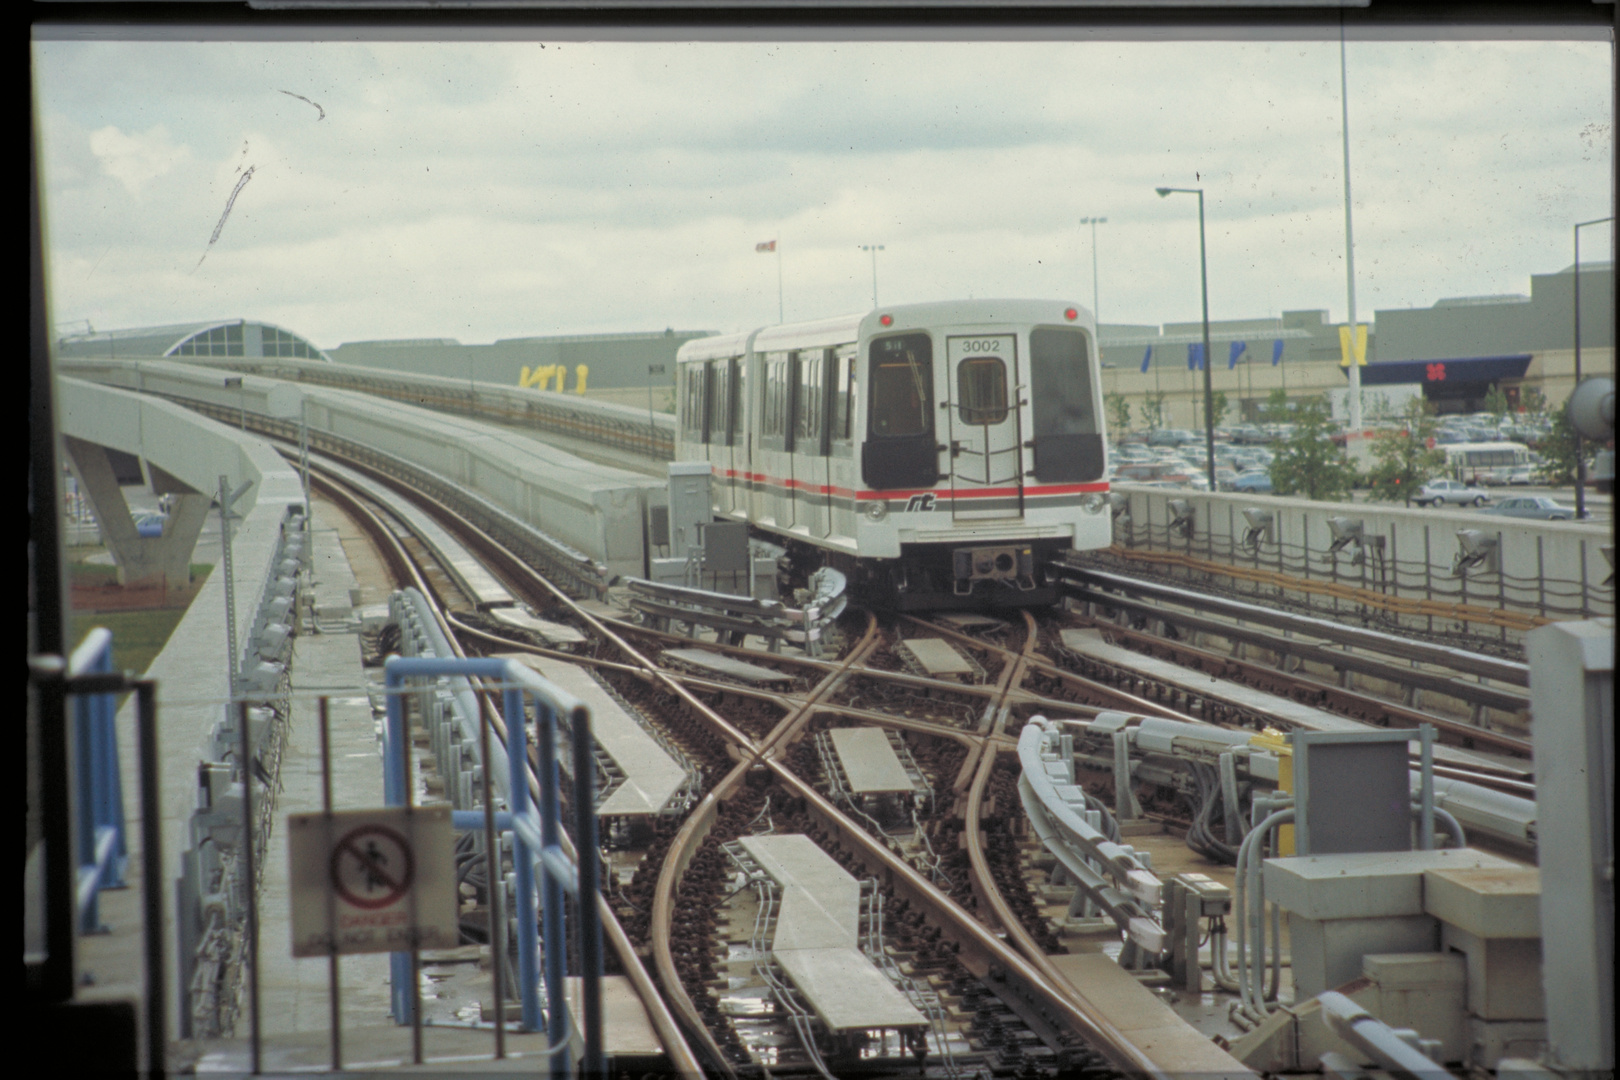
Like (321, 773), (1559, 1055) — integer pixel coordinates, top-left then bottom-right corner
(1140, 346), (1152, 374)
(1188, 343), (1203, 371)
(1229, 340), (1247, 369)
(1271, 339), (1285, 366)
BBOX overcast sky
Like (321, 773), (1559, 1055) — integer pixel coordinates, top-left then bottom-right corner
(32, 28), (1613, 349)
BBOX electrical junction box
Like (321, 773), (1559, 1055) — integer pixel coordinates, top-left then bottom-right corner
(1425, 866), (1544, 1022)
(1264, 848), (1518, 999)
(1177, 872), (1231, 916)
(1441, 923), (1544, 1021)
(1362, 952), (1468, 1063)
(1423, 867), (1540, 938)
(1468, 1017), (1548, 1071)
(666, 461), (713, 559)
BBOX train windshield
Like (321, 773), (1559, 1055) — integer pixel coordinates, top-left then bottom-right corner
(1029, 328), (1096, 438)
(868, 334), (933, 438)
(1028, 327), (1104, 483)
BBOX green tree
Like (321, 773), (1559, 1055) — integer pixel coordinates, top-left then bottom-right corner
(1519, 385), (1548, 421)
(1269, 396), (1358, 501)
(1209, 389), (1230, 428)
(1106, 391), (1133, 436)
(1534, 407), (1580, 486)
(1483, 382), (1511, 425)
(1139, 391), (1168, 432)
(1260, 388), (1292, 426)
(1366, 397), (1445, 505)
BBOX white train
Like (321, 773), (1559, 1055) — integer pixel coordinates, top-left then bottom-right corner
(675, 299), (1112, 609)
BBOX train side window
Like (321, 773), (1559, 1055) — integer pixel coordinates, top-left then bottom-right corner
(819, 347), (842, 455)
(762, 353), (790, 449)
(734, 359), (747, 446)
(831, 344), (858, 446)
(683, 364), (707, 443)
(722, 357), (739, 447)
(867, 333), (933, 438)
(707, 359), (727, 446)
(795, 351), (822, 451)
(957, 355), (1008, 425)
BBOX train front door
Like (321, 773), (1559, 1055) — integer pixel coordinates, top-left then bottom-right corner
(944, 333), (1025, 521)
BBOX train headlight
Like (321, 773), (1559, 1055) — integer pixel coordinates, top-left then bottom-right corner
(865, 500), (888, 522)
(1081, 493), (1106, 514)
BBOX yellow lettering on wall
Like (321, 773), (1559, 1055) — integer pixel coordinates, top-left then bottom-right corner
(552, 366), (566, 393)
(574, 364), (588, 395)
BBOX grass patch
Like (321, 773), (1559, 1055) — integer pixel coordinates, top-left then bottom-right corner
(67, 564), (216, 679)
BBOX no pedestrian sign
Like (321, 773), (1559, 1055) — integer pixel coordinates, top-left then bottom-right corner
(288, 806), (458, 957)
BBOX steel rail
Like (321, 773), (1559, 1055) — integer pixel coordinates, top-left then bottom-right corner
(904, 612), (1202, 723)
(1052, 563), (1530, 686)
(308, 459), (706, 1077)
(1064, 584), (1530, 718)
(646, 615), (881, 1077)
(762, 757), (1176, 1079)
(1091, 542), (1561, 635)
(310, 448), (1238, 1080)
(1075, 612), (1535, 760)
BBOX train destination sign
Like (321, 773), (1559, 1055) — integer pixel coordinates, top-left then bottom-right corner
(287, 806), (458, 957)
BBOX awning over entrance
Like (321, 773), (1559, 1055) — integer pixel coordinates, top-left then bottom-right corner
(1348, 354), (1532, 386)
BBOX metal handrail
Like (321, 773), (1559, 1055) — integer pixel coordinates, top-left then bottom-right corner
(382, 654), (603, 1078)
(67, 628), (128, 932)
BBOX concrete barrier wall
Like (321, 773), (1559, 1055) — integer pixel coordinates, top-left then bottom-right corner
(1108, 484), (1613, 624)
(58, 377), (306, 1037)
(61, 359), (664, 580)
(158, 353), (675, 460)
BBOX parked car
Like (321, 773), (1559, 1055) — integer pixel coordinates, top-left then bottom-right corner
(1231, 470), (1274, 494)
(1114, 463), (1191, 484)
(1483, 496), (1573, 521)
(1228, 424), (1271, 445)
(1415, 479), (1490, 507)
(133, 511), (167, 537)
(1146, 428), (1199, 447)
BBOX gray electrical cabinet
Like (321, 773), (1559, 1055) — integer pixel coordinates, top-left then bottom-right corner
(1527, 619), (1614, 1074)
(666, 461), (713, 559)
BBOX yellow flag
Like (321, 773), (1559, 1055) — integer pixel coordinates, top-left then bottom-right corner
(1338, 324), (1368, 367)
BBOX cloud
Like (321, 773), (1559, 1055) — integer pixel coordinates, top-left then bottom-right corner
(88, 124), (187, 196)
(33, 36), (1612, 345)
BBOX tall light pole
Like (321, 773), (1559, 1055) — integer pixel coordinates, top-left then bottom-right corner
(860, 244), (884, 307)
(1572, 215), (1613, 520)
(1339, 34), (1364, 433)
(1157, 186), (1216, 493)
(1080, 216), (1107, 332)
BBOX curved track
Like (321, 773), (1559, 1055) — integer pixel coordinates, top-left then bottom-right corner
(297, 435), (1538, 1080)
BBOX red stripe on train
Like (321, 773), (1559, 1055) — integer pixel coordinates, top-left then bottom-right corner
(715, 467), (1107, 500)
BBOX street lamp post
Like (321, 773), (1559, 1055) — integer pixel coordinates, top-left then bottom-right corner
(860, 244), (885, 307)
(1572, 215), (1613, 521)
(1080, 216), (1107, 330)
(1157, 187), (1216, 493)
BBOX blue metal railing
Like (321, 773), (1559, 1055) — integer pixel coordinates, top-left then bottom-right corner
(382, 656), (603, 1078)
(67, 628), (128, 933)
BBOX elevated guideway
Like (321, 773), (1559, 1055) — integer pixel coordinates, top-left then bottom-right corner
(62, 357), (664, 588)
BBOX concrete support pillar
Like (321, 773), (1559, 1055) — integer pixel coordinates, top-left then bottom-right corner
(64, 436), (210, 597)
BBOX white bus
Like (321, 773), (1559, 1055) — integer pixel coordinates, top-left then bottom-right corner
(1440, 442), (1534, 485)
